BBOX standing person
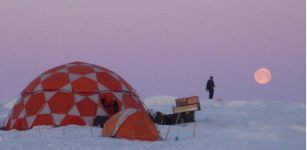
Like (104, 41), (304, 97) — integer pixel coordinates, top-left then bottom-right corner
(206, 76), (215, 99)
(113, 100), (119, 114)
(110, 96), (119, 115)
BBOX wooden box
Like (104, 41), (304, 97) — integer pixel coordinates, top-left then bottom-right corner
(175, 96), (199, 106)
(173, 103), (201, 113)
(175, 98), (187, 106)
(186, 96), (199, 105)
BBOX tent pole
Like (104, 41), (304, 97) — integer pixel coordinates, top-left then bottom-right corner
(164, 126), (171, 140)
(175, 113), (181, 124)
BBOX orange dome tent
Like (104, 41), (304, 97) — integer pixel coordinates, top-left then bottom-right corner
(6, 62), (147, 130)
(102, 108), (160, 141)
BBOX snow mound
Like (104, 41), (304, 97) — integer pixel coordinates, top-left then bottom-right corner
(143, 95), (177, 107)
(143, 95), (178, 114)
(1, 98), (18, 109)
(0, 99), (18, 125)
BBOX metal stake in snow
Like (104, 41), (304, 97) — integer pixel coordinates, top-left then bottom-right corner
(89, 126), (93, 137)
(193, 122), (196, 138)
(38, 125), (41, 136)
(164, 126), (171, 140)
(63, 126), (66, 137)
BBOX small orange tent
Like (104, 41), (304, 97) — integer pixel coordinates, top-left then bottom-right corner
(102, 108), (160, 141)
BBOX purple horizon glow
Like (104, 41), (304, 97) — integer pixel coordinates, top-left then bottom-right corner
(0, 0), (305, 102)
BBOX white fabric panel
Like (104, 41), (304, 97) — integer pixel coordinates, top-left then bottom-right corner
(74, 94), (84, 103)
(69, 73), (81, 82)
(18, 109), (26, 119)
(57, 68), (69, 73)
(61, 83), (72, 91)
(68, 105), (80, 116)
(98, 83), (109, 91)
(23, 95), (31, 105)
(89, 94), (99, 104)
(113, 92), (123, 102)
(39, 104), (51, 114)
(121, 83), (129, 92)
(96, 106), (107, 116)
(93, 67), (104, 73)
(82, 117), (94, 126)
(34, 84), (43, 92)
(66, 63), (76, 67)
(26, 116), (36, 127)
(80, 63), (92, 67)
(10, 119), (16, 128)
(52, 114), (65, 125)
(40, 73), (52, 81)
(44, 92), (57, 101)
(85, 73), (97, 81)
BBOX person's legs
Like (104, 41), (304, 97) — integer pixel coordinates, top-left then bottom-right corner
(209, 90), (214, 99)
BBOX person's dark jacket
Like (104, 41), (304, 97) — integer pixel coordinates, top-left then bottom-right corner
(206, 79), (215, 91)
(113, 101), (119, 114)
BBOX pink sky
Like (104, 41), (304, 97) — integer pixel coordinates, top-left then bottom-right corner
(0, 0), (305, 102)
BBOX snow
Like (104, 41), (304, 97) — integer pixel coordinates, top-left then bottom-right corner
(0, 96), (305, 150)
(143, 95), (177, 114)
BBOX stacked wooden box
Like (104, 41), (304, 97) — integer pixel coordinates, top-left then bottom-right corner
(173, 96), (201, 123)
(173, 96), (201, 113)
(153, 96), (201, 125)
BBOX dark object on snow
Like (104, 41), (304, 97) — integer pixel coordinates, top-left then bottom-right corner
(154, 112), (194, 125)
(182, 111), (195, 122)
(113, 101), (119, 114)
(206, 76), (215, 99)
(93, 116), (109, 128)
(154, 112), (179, 125)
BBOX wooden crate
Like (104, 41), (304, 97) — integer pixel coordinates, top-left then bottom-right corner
(186, 96), (199, 105)
(173, 103), (200, 113)
(175, 96), (199, 106)
(175, 98), (187, 106)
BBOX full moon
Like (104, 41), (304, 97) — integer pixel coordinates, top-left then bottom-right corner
(254, 68), (272, 85)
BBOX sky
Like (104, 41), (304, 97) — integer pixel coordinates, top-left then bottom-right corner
(0, 0), (305, 102)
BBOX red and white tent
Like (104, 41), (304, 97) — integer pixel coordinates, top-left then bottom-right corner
(6, 62), (147, 130)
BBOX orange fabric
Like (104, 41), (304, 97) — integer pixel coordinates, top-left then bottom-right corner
(48, 92), (74, 114)
(61, 115), (86, 126)
(102, 109), (160, 141)
(72, 77), (98, 92)
(31, 114), (55, 127)
(13, 119), (27, 130)
(11, 101), (24, 119)
(102, 110), (125, 137)
(96, 72), (122, 90)
(25, 93), (45, 116)
(67, 65), (94, 75)
(76, 99), (98, 116)
(42, 73), (70, 90)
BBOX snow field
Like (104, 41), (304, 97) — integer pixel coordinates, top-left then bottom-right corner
(0, 96), (305, 150)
